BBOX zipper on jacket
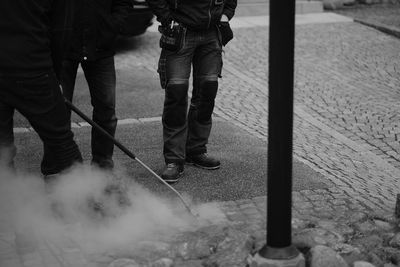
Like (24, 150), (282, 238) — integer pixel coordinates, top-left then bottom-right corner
(207, 0), (212, 29)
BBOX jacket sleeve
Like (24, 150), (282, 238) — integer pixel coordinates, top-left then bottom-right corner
(111, 0), (131, 33)
(146, 0), (172, 25)
(49, 0), (75, 79)
(223, 0), (237, 20)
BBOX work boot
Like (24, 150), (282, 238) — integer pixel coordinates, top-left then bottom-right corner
(186, 153), (220, 170)
(91, 158), (114, 170)
(161, 163), (184, 183)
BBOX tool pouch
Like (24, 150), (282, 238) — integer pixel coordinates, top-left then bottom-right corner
(158, 23), (185, 52)
(217, 21), (233, 46)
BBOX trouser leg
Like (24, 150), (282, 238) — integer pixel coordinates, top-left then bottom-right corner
(186, 29), (222, 156)
(82, 57), (117, 169)
(0, 100), (16, 170)
(10, 71), (82, 175)
(187, 77), (218, 156)
(59, 59), (79, 117)
(162, 82), (189, 164)
(157, 38), (193, 164)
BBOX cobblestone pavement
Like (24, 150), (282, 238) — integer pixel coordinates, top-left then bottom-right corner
(116, 16), (400, 215)
(221, 21), (400, 215)
(2, 14), (400, 266)
(335, 2), (400, 29)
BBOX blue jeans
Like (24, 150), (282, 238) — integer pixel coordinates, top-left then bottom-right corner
(60, 57), (117, 169)
(0, 71), (82, 175)
(158, 27), (223, 164)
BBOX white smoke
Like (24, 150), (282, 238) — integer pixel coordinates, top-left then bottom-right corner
(0, 164), (224, 254)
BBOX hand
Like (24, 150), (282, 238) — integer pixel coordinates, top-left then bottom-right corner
(220, 14), (229, 22)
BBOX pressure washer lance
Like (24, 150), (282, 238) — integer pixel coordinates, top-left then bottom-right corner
(64, 99), (199, 218)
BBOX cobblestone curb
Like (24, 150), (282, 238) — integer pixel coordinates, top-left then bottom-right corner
(355, 18), (400, 38)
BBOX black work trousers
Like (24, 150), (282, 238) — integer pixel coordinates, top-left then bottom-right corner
(158, 27), (222, 164)
(60, 57), (117, 169)
(0, 70), (82, 175)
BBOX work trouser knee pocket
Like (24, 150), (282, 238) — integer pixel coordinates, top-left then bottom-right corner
(163, 82), (188, 128)
(194, 78), (218, 122)
(200, 79), (218, 100)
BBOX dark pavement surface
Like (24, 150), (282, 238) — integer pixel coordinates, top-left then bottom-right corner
(12, 47), (331, 203)
(10, 3), (400, 210)
(14, 119), (330, 202)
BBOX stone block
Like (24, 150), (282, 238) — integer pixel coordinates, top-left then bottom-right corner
(395, 194), (400, 218)
(358, 0), (380, 4)
(323, 0), (344, 10)
(352, 235), (383, 252)
(389, 232), (400, 248)
(108, 258), (140, 267)
(297, 1), (324, 14)
(0, 259), (23, 267)
(246, 252), (305, 267)
(293, 228), (345, 250)
(336, 244), (365, 266)
(353, 261), (376, 267)
(373, 219), (393, 231)
(151, 258), (174, 267)
(308, 245), (349, 267)
(343, 0), (356, 5)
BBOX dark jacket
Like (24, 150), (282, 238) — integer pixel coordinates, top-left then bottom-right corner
(0, 0), (75, 78)
(67, 0), (130, 61)
(147, 0), (237, 31)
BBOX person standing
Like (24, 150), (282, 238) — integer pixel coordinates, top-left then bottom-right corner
(60, 0), (130, 170)
(147, 0), (237, 183)
(0, 0), (83, 177)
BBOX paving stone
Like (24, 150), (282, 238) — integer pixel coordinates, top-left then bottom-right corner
(225, 211), (248, 222)
(20, 252), (44, 267)
(308, 245), (349, 267)
(388, 233), (400, 248)
(151, 258), (174, 267)
(373, 219), (393, 231)
(353, 261), (376, 267)
(0, 259), (23, 267)
(108, 258), (140, 267)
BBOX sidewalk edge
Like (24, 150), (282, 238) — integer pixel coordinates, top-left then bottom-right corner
(354, 18), (400, 38)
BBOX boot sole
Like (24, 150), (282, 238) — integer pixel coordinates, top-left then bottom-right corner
(161, 170), (184, 184)
(186, 162), (220, 170)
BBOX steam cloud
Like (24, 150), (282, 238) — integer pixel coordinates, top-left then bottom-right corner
(0, 164), (223, 254)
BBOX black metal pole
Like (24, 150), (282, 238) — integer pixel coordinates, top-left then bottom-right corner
(259, 0), (298, 259)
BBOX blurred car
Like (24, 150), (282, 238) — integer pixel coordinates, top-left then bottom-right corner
(120, 0), (154, 37)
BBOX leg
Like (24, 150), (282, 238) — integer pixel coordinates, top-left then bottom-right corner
(0, 100), (16, 170)
(163, 81), (189, 165)
(81, 57), (117, 169)
(158, 48), (193, 165)
(157, 30), (195, 182)
(11, 71), (82, 175)
(59, 59), (80, 117)
(186, 29), (222, 157)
